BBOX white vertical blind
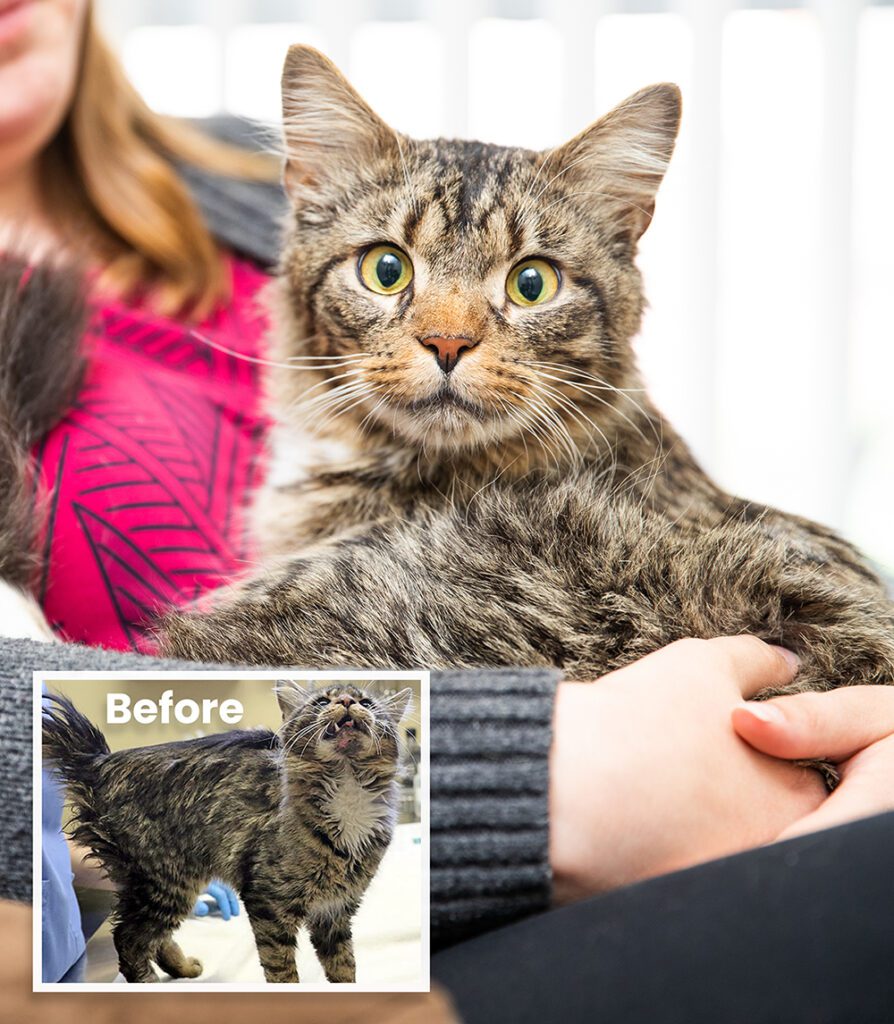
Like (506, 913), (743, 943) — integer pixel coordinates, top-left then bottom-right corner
(809, 0), (864, 528)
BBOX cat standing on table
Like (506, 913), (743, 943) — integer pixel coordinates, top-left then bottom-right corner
(42, 683), (412, 984)
(161, 46), (894, 698)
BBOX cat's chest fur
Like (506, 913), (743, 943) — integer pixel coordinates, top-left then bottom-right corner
(317, 766), (395, 858)
(256, 425), (546, 557)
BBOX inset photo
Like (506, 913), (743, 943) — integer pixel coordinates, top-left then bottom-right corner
(34, 670), (429, 992)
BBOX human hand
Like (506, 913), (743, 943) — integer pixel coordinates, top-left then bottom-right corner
(733, 685), (894, 840)
(192, 880), (240, 920)
(549, 637), (827, 904)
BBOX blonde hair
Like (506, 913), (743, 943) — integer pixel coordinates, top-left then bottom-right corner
(39, 8), (279, 320)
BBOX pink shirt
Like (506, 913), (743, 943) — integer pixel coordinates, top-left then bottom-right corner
(33, 257), (271, 652)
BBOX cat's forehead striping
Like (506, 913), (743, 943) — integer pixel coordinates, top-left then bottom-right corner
(315, 684), (372, 700)
(383, 138), (544, 271)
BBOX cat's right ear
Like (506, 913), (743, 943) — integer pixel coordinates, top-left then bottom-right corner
(280, 45), (398, 203)
(274, 679), (309, 717)
(546, 83), (682, 247)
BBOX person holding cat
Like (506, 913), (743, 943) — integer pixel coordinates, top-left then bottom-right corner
(0, 0), (892, 1019)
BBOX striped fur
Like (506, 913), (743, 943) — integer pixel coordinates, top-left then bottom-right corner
(162, 47), (894, 704)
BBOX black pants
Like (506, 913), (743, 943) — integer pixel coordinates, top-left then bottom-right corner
(432, 812), (894, 1024)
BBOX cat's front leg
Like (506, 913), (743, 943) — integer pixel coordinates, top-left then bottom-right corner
(158, 520), (551, 668)
(243, 894), (300, 983)
(308, 911), (356, 983)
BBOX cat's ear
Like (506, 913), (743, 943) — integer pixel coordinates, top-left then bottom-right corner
(545, 83), (681, 246)
(280, 45), (398, 202)
(384, 687), (414, 723)
(274, 679), (310, 717)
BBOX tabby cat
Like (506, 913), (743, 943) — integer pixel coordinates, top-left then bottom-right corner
(42, 682), (412, 983)
(155, 45), (894, 696)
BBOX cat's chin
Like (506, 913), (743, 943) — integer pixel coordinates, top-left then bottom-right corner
(375, 394), (518, 452)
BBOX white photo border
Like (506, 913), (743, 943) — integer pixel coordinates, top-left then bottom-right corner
(33, 668), (431, 994)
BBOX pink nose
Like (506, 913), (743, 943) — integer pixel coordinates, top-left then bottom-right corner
(419, 335), (479, 374)
(337, 694), (355, 707)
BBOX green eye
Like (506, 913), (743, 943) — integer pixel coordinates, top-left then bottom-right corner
(359, 245), (414, 295)
(506, 258), (560, 307)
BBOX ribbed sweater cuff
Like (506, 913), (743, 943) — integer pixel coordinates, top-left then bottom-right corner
(429, 667), (561, 949)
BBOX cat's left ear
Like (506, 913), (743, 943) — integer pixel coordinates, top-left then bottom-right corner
(280, 45), (399, 203)
(274, 679), (310, 717)
(384, 687), (414, 723)
(545, 83), (681, 247)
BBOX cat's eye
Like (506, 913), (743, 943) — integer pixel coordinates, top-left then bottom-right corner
(358, 245), (414, 295)
(359, 698), (373, 708)
(313, 695), (329, 706)
(506, 258), (560, 307)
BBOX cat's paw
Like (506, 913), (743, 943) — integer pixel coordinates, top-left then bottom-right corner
(180, 956), (203, 979)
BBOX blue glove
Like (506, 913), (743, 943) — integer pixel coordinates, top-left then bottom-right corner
(192, 880), (240, 921)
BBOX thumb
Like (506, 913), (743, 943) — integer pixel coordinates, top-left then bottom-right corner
(733, 686), (894, 762)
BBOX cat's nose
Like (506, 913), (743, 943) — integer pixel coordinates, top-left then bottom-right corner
(336, 694), (355, 708)
(419, 335), (479, 374)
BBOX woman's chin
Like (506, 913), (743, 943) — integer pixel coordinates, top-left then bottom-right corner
(0, 51), (73, 147)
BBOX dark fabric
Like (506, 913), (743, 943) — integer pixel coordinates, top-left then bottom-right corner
(433, 810), (894, 1024)
(181, 115), (288, 269)
(0, 637), (560, 947)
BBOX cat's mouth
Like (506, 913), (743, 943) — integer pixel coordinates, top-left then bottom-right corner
(323, 715), (365, 740)
(406, 388), (487, 420)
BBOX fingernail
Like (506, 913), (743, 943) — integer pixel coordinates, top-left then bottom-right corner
(740, 702), (785, 724)
(770, 645), (801, 673)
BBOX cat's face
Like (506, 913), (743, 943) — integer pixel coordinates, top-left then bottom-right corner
(275, 681), (412, 764)
(276, 47), (680, 456)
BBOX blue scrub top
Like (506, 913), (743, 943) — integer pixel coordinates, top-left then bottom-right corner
(41, 690), (86, 983)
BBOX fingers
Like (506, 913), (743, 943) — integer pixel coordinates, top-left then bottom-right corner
(701, 635), (801, 698)
(197, 881), (239, 920)
(774, 733), (894, 841)
(205, 881), (232, 920)
(733, 685), (894, 761)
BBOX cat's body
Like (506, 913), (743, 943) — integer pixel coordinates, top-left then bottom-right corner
(160, 47), (894, 693)
(42, 684), (410, 983)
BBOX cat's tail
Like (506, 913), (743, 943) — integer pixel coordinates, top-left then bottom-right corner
(0, 256), (86, 589)
(42, 694), (111, 826)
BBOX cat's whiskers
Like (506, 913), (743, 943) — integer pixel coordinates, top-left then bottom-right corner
(188, 327), (368, 373)
(527, 367), (653, 449)
(527, 392), (583, 467)
(493, 394), (533, 468)
(290, 367), (368, 404)
(527, 378), (612, 464)
(520, 360), (646, 394)
(357, 396), (389, 438)
(521, 360), (660, 451)
(314, 383), (385, 433)
(297, 725), (327, 761)
(280, 717), (326, 755)
(506, 390), (566, 472)
(290, 382), (369, 424)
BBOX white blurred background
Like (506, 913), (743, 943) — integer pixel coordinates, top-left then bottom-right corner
(96, 0), (894, 574)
